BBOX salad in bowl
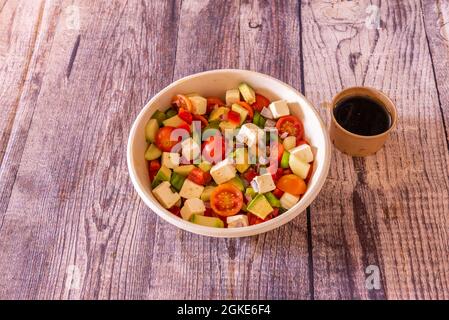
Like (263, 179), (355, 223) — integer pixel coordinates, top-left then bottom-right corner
(143, 82), (315, 228)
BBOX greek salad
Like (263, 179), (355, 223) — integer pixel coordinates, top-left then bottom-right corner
(144, 82), (314, 228)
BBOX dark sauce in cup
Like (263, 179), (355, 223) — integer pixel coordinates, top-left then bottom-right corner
(333, 96), (391, 136)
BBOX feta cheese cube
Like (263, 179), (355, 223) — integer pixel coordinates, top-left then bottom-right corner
(210, 159), (236, 184)
(253, 173), (276, 194)
(226, 89), (240, 105)
(180, 198), (205, 221)
(227, 215), (249, 228)
(181, 138), (200, 162)
(152, 181), (181, 209)
(179, 179), (204, 199)
(189, 96), (207, 115)
(269, 100), (290, 119)
(280, 192), (300, 209)
(162, 152), (180, 169)
(236, 123), (264, 147)
(290, 144), (314, 163)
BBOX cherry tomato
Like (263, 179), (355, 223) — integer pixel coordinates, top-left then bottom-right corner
(206, 97), (225, 113)
(187, 168), (211, 186)
(155, 126), (180, 152)
(202, 136), (225, 164)
(276, 174), (307, 196)
(242, 168), (257, 183)
(276, 115), (304, 141)
(210, 183), (243, 217)
(227, 110), (241, 125)
(171, 94), (194, 112)
(251, 93), (270, 112)
(178, 108), (193, 124)
(193, 114), (209, 129)
(236, 101), (254, 119)
(177, 123), (191, 134)
(272, 208), (280, 217)
(272, 188), (284, 198)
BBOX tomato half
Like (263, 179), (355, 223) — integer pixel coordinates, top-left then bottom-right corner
(242, 168), (257, 183)
(276, 174), (307, 196)
(236, 101), (254, 119)
(178, 108), (193, 124)
(202, 135), (225, 164)
(155, 126), (180, 152)
(210, 183), (243, 217)
(206, 97), (225, 113)
(276, 116), (304, 141)
(251, 93), (270, 112)
(187, 168), (211, 186)
(227, 110), (241, 125)
(172, 94), (194, 113)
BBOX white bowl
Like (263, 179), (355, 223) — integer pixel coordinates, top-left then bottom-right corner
(127, 69), (331, 237)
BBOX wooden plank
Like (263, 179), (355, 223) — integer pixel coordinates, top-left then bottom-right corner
(302, 0), (449, 299)
(0, 0), (181, 299)
(0, 0), (46, 224)
(422, 0), (449, 150)
(146, 0), (310, 300)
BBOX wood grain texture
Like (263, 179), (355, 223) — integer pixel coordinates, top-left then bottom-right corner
(0, 0), (448, 300)
(422, 0), (449, 150)
(302, 0), (449, 299)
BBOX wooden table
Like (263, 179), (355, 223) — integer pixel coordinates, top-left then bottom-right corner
(0, 0), (448, 300)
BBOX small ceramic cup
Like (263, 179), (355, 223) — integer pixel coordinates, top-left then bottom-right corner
(326, 87), (397, 157)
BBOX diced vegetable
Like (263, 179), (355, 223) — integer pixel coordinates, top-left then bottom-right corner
(209, 106), (229, 121)
(200, 186), (215, 202)
(162, 115), (186, 127)
(171, 172), (187, 191)
(229, 176), (245, 191)
(145, 144), (162, 161)
(281, 151), (290, 169)
(145, 119), (159, 143)
(288, 155), (310, 180)
(174, 165), (196, 176)
(247, 194), (273, 219)
(231, 103), (248, 124)
(151, 111), (166, 126)
(238, 83), (256, 104)
(265, 192), (281, 208)
(190, 215), (224, 228)
(283, 136), (296, 151)
(276, 174), (307, 196)
(198, 161), (212, 172)
(165, 108), (177, 118)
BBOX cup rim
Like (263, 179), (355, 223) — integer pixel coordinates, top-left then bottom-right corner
(329, 86), (398, 139)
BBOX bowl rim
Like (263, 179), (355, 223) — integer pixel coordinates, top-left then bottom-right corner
(127, 69), (331, 237)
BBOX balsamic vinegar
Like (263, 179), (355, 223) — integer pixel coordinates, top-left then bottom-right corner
(333, 96), (391, 136)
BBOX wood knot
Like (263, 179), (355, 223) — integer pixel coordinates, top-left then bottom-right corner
(248, 21), (262, 29)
